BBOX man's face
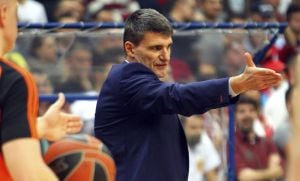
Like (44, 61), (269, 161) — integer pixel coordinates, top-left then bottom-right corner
(202, 0), (222, 20)
(184, 116), (203, 138)
(37, 37), (57, 62)
(125, 32), (172, 78)
(235, 103), (258, 133)
(1, 0), (18, 53)
(69, 49), (92, 76)
(178, 0), (196, 21)
(183, 115), (203, 147)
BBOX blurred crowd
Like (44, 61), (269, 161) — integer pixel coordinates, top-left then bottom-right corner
(17, 0), (292, 23)
(8, 0), (300, 180)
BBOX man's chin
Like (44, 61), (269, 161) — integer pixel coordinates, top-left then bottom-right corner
(155, 71), (166, 78)
(241, 128), (252, 134)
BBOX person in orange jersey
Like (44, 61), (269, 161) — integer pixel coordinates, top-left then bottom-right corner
(0, 0), (83, 180)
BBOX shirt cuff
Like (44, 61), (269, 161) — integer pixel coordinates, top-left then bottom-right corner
(228, 80), (238, 97)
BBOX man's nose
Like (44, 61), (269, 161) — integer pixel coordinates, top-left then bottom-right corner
(159, 49), (170, 61)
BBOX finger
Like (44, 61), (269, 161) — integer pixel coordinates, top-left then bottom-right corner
(257, 77), (282, 82)
(244, 52), (256, 67)
(51, 92), (66, 109)
(66, 120), (83, 133)
(259, 77), (282, 84)
(67, 126), (82, 134)
(65, 114), (82, 123)
(249, 68), (282, 77)
(67, 120), (83, 128)
(255, 74), (282, 80)
(260, 80), (281, 89)
(252, 67), (276, 73)
(62, 112), (83, 125)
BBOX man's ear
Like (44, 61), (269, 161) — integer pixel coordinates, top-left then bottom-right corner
(0, 4), (7, 28)
(124, 41), (135, 59)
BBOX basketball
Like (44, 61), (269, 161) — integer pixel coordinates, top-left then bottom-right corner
(44, 134), (116, 181)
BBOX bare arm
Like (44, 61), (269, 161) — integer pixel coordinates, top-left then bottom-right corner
(238, 154), (283, 181)
(2, 138), (58, 181)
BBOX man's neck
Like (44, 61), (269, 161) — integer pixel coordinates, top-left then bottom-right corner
(247, 131), (256, 143)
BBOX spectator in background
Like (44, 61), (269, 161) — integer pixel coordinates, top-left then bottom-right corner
(137, 0), (173, 16)
(167, 0), (204, 22)
(91, 31), (123, 64)
(91, 47), (123, 91)
(53, 0), (84, 21)
(87, 2), (123, 22)
(264, 0), (286, 21)
(27, 36), (63, 86)
(223, 0), (250, 19)
(56, 12), (80, 32)
(55, 43), (93, 93)
(225, 14), (248, 46)
(198, 0), (224, 22)
(55, 12), (79, 63)
(223, 42), (247, 76)
(244, 30), (269, 57)
(166, 0), (199, 83)
(234, 95), (283, 181)
(17, 0), (47, 23)
(86, 0), (140, 22)
(249, 2), (277, 22)
(278, 0), (292, 17)
(36, 0), (59, 21)
(262, 55), (289, 132)
(242, 90), (273, 138)
(52, 42), (95, 128)
(192, 0), (225, 78)
(170, 59), (196, 83)
(31, 69), (54, 115)
(271, 85), (293, 178)
(69, 47), (125, 135)
(278, 2), (300, 63)
(181, 115), (221, 181)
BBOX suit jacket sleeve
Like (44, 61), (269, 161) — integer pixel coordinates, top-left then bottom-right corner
(120, 63), (238, 116)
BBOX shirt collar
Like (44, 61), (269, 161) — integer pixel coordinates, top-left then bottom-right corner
(235, 130), (261, 144)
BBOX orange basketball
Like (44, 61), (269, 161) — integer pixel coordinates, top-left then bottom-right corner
(44, 134), (116, 181)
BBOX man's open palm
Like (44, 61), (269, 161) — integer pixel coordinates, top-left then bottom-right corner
(230, 52), (282, 94)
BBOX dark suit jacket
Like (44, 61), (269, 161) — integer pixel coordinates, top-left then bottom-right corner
(94, 62), (238, 181)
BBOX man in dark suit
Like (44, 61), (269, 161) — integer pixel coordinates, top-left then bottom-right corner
(94, 8), (282, 181)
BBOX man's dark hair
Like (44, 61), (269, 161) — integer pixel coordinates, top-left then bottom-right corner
(123, 9), (173, 46)
(287, 3), (300, 22)
(235, 95), (259, 112)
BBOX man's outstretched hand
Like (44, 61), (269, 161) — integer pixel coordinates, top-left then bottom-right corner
(37, 93), (83, 141)
(229, 52), (282, 95)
